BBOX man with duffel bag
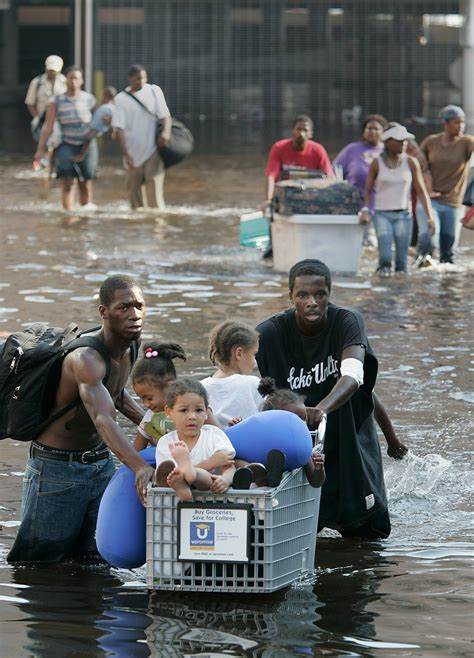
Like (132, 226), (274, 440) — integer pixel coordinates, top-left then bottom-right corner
(113, 64), (193, 211)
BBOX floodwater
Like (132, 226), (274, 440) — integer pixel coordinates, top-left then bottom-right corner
(0, 155), (473, 657)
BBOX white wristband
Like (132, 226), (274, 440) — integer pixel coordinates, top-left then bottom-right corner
(340, 357), (364, 386)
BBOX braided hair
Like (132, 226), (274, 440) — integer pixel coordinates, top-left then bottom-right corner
(209, 321), (258, 367)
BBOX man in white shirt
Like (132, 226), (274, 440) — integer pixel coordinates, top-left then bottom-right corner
(25, 54), (66, 144)
(113, 65), (172, 210)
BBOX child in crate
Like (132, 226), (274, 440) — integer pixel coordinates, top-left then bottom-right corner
(131, 342), (187, 450)
(201, 321), (264, 428)
(155, 377), (236, 501)
(232, 378), (326, 490)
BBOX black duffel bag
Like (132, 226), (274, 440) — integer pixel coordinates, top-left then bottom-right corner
(157, 118), (194, 168)
(125, 89), (194, 169)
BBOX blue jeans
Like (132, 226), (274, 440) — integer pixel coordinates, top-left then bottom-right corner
(7, 452), (115, 564)
(373, 210), (413, 271)
(416, 200), (464, 262)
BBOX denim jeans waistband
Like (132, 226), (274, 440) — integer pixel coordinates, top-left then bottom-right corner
(30, 441), (109, 464)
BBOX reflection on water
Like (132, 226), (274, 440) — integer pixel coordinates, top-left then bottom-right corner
(0, 158), (473, 656)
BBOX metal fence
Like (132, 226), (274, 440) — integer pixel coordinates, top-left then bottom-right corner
(92, 0), (464, 153)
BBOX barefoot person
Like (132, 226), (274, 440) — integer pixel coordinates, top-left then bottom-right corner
(34, 66), (98, 212)
(256, 259), (391, 539)
(7, 275), (156, 564)
(154, 378), (236, 501)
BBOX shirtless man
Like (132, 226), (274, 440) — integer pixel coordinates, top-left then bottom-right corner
(7, 275), (155, 564)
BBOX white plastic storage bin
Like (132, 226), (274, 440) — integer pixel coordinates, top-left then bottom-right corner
(146, 468), (320, 593)
(272, 213), (364, 274)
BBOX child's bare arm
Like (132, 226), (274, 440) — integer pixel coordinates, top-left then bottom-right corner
(205, 408), (220, 427)
(304, 452), (325, 488)
(196, 450), (235, 471)
(373, 392), (408, 459)
(210, 465), (236, 493)
(133, 431), (150, 451)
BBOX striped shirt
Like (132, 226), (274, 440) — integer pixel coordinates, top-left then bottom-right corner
(54, 92), (96, 145)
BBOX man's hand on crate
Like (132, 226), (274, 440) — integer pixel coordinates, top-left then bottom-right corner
(135, 465), (157, 505)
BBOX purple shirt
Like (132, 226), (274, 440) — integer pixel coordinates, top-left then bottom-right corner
(334, 141), (383, 207)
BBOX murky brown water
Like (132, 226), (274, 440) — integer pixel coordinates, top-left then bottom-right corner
(0, 155), (473, 657)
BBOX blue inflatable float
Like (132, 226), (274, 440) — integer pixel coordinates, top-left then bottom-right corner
(96, 410), (312, 568)
(225, 410), (312, 470)
(96, 446), (155, 569)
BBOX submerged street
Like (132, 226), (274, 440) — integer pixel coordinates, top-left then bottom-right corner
(0, 156), (473, 656)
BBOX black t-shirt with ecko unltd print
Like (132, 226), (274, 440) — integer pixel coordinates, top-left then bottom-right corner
(256, 303), (389, 532)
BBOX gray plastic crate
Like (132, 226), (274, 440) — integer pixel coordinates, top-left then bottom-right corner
(146, 468), (320, 593)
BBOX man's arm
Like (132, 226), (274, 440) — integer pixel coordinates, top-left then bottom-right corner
(71, 349), (155, 503)
(317, 146), (335, 178)
(264, 176), (276, 207)
(25, 78), (39, 117)
(157, 116), (172, 147)
(115, 128), (134, 169)
(116, 388), (145, 425)
(34, 102), (56, 160)
(306, 345), (363, 428)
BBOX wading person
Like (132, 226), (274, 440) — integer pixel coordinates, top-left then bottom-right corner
(7, 275), (156, 564)
(334, 114), (387, 246)
(34, 66), (97, 212)
(25, 54), (66, 145)
(416, 105), (474, 265)
(113, 64), (172, 211)
(256, 259), (391, 539)
(362, 123), (435, 275)
(262, 115), (334, 209)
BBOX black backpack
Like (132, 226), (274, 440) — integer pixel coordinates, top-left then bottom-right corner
(0, 323), (138, 442)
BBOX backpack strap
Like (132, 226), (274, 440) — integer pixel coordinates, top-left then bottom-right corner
(130, 339), (139, 366)
(35, 336), (112, 434)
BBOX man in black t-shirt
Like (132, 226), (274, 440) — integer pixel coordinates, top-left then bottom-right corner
(256, 259), (390, 539)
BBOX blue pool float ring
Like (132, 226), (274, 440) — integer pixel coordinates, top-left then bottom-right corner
(225, 410), (312, 470)
(96, 446), (155, 569)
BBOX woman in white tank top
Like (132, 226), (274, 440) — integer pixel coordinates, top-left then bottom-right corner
(361, 124), (435, 275)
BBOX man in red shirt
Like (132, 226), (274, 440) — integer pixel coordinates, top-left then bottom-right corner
(263, 115), (334, 208)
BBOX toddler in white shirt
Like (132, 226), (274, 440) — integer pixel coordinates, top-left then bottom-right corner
(155, 377), (236, 501)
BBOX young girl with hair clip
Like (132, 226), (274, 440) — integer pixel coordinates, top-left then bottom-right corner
(155, 377), (236, 501)
(201, 321), (263, 427)
(132, 342), (187, 450)
(231, 377), (326, 490)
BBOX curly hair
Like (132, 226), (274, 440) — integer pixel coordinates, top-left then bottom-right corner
(165, 377), (209, 408)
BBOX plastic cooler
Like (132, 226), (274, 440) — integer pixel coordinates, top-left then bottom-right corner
(272, 213), (363, 274)
(239, 211), (270, 249)
(146, 468), (320, 593)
